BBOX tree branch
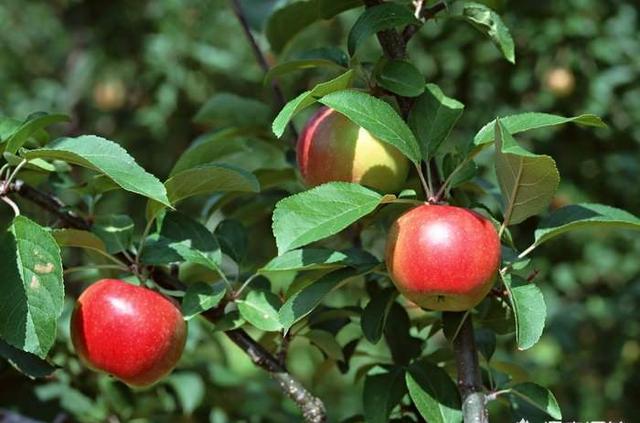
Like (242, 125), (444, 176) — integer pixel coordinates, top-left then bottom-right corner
(448, 312), (488, 423)
(4, 179), (326, 423)
(402, 1), (447, 42)
(228, 0), (299, 142)
(364, 1), (487, 420)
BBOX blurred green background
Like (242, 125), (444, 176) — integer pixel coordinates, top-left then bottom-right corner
(1, 0), (639, 422)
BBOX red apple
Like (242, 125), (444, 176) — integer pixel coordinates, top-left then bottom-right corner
(385, 205), (500, 311)
(70, 279), (187, 387)
(297, 107), (409, 193)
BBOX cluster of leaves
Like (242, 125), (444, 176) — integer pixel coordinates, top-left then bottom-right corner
(1, 0), (640, 421)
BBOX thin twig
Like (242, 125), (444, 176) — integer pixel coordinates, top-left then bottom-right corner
(228, 0), (299, 142)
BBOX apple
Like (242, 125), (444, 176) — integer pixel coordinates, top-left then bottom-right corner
(297, 107), (409, 193)
(70, 279), (187, 387)
(385, 205), (500, 311)
(544, 67), (575, 97)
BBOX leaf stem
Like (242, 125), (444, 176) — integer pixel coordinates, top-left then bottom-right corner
(1, 195), (21, 216)
(414, 163), (433, 200)
(234, 273), (259, 298)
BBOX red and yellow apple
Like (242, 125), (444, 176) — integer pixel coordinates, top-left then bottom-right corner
(297, 107), (409, 193)
(385, 205), (501, 311)
(70, 279), (187, 387)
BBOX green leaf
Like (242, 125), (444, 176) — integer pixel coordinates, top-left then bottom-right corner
(361, 288), (397, 344)
(474, 112), (606, 146)
(92, 215), (134, 254)
(406, 360), (462, 423)
(171, 130), (285, 176)
(384, 302), (422, 365)
(449, 2), (515, 64)
(347, 3), (418, 56)
(260, 248), (378, 273)
(0, 216), (64, 358)
(272, 182), (382, 255)
(265, 59), (346, 86)
(167, 372), (206, 414)
(495, 119), (560, 226)
(534, 203), (640, 247)
(25, 136), (171, 206)
(306, 329), (344, 361)
(474, 328), (497, 361)
(376, 60), (424, 97)
(363, 368), (406, 423)
(293, 47), (349, 67)
(141, 212), (222, 274)
(279, 267), (364, 330)
(408, 83), (465, 159)
(272, 70), (354, 138)
(166, 164), (259, 204)
(52, 229), (108, 255)
(194, 93), (271, 127)
(502, 274), (546, 350)
(3, 152), (56, 172)
(0, 338), (57, 378)
(3, 112), (70, 154)
(511, 382), (562, 419)
(181, 282), (227, 320)
(319, 90), (421, 163)
(214, 220), (248, 263)
(266, 0), (361, 53)
(237, 290), (283, 332)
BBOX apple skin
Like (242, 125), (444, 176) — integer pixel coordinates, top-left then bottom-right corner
(385, 205), (501, 311)
(70, 279), (187, 387)
(297, 107), (409, 193)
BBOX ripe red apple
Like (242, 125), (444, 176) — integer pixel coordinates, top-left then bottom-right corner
(385, 205), (501, 311)
(297, 107), (409, 193)
(70, 279), (187, 387)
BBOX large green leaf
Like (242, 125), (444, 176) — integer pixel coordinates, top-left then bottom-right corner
(265, 59), (347, 86)
(319, 90), (421, 163)
(361, 288), (397, 344)
(408, 83), (464, 159)
(194, 93), (271, 127)
(92, 215), (134, 254)
(272, 70), (354, 138)
(166, 164), (259, 204)
(0, 338), (57, 379)
(534, 203), (640, 247)
(348, 3), (418, 56)
(511, 382), (562, 419)
(495, 120), (559, 226)
(237, 290), (283, 332)
(25, 136), (170, 206)
(376, 60), (425, 98)
(171, 130), (287, 176)
(141, 212), (222, 274)
(406, 360), (462, 423)
(272, 182), (383, 255)
(449, 2), (515, 63)
(0, 216), (63, 358)
(474, 112), (606, 146)
(266, 0), (361, 52)
(51, 229), (108, 255)
(502, 274), (546, 350)
(181, 282), (227, 320)
(279, 267), (364, 330)
(260, 248), (378, 273)
(3, 112), (69, 154)
(363, 368), (406, 423)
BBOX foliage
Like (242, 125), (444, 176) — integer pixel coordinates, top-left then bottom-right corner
(1, 0), (639, 422)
